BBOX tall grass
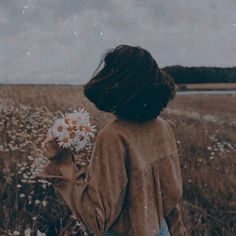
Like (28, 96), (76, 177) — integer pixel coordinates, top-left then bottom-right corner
(0, 85), (235, 235)
(163, 114), (236, 235)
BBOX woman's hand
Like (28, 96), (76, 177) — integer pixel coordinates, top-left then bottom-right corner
(41, 130), (61, 159)
(41, 129), (75, 180)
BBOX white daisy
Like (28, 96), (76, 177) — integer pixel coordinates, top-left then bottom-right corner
(51, 118), (68, 137)
(85, 125), (96, 138)
(74, 138), (89, 152)
(57, 128), (70, 140)
(77, 109), (91, 125)
(57, 135), (73, 148)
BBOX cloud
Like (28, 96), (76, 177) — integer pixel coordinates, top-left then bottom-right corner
(0, 0), (236, 84)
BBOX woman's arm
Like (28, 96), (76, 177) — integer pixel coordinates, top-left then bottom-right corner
(40, 129), (128, 236)
(158, 123), (188, 235)
(158, 154), (188, 236)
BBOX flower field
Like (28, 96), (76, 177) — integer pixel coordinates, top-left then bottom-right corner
(0, 85), (235, 235)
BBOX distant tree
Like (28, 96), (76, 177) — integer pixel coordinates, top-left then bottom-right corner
(162, 66), (236, 84)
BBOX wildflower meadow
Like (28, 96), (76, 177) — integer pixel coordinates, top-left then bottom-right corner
(0, 85), (235, 235)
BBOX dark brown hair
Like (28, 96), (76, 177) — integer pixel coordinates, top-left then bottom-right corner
(83, 45), (175, 122)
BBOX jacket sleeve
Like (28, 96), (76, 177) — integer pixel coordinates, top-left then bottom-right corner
(159, 124), (188, 235)
(158, 154), (188, 235)
(42, 129), (128, 236)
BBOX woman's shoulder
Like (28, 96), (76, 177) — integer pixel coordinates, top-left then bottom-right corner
(95, 119), (123, 141)
(97, 116), (173, 138)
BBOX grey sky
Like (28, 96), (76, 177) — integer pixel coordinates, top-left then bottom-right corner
(0, 0), (236, 84)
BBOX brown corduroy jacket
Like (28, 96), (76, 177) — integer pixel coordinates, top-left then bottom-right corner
(40, 117), (188, 236)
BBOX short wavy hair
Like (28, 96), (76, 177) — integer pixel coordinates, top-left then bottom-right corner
(83, 45), (175, 122)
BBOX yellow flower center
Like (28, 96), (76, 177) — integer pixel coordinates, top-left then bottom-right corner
(67, 126), (74, 132)
(57, 126), (63, 132)
(70, 132), (76, 139)
(62, 137), (69, 143)
(72, 120), (77, 125)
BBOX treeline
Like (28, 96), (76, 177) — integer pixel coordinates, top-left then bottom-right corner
(162, 66), (236, 84)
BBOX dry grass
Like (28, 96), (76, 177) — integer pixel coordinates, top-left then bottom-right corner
(0, 85), (235, 235)
(162, 114), (236, 235)
(170, 94), (236, 115)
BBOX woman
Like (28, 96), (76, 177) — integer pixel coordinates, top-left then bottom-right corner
(41, 45), (188, 236)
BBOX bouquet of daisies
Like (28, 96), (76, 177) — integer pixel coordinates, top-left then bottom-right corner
(37, 108), (96, 235)
(50, 108), (96, 154)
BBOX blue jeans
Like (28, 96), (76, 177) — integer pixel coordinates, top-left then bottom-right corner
(158, 219), (170, 236)
(104, 219), (170, 236)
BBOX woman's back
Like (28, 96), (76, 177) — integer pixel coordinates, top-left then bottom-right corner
(97, 117), (187, 235)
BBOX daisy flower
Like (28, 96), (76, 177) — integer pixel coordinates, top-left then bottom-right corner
(50, 109), (96, 153)
(57, 135), (73, 148)
(51, 118), (68, 137)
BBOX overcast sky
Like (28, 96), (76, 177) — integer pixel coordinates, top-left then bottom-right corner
(0, 0), (236, 84)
